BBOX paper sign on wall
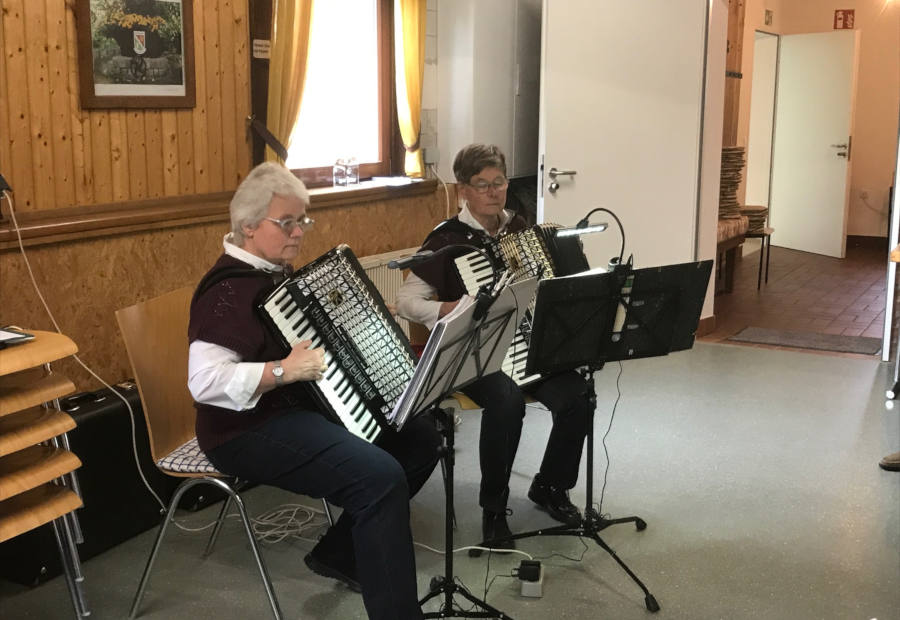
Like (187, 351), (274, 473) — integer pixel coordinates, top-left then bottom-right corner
(833, 9), (855, 30)
(253, 39), (271, 59)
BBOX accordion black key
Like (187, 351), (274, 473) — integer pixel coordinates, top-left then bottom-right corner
(259, 245), (417, 443)
(454, 224), (589, 386)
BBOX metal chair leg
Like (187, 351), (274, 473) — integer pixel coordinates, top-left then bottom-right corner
(222, 481), (283, 620)
(204, 493), (233, 557)
(322, 499), (334, 526)
(52, 517), (90, 618)
(130, 477), (209, 619)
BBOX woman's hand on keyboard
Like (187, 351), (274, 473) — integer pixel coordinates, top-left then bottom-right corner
(283, 340), (327, 382)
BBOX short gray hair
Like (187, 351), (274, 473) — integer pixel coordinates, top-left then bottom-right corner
(452, 144), (507, 184)
(230, 162), (310, 244)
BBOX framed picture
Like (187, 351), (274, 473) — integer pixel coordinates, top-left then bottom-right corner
(76, 0), (195, 109)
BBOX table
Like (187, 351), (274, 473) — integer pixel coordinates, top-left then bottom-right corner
(745, 227), (774, 290)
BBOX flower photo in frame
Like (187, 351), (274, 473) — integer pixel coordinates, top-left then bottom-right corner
(76, 0), (196, 109)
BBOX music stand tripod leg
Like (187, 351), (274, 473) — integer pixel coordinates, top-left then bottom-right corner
(419, 406), (514, 619)
(483, 366), (659, 613)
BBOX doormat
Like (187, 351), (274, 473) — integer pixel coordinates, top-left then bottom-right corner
(727, 326), (882, 355)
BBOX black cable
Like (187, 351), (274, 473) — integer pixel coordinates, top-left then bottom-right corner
(578, 207), (625, 263)
(597, 360), (624, 515)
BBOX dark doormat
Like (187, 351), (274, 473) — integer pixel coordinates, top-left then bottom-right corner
(727, 326), (882, 355)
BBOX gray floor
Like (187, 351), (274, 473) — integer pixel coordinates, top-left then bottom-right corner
(2, 342), (899, 619)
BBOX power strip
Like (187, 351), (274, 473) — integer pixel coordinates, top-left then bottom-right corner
(518, 560), (543, 598)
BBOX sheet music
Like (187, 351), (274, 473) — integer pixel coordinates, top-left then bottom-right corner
(390, 278), (538, 425)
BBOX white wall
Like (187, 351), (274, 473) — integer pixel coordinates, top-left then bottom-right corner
(745, 32), (778, 207)
(435, 0), (539, 181)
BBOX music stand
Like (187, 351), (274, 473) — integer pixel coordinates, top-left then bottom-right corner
(500, 259), (713, 614)
(395, 278), (537, 619)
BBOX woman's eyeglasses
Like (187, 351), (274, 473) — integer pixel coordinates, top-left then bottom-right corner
(468, 178), (509, 194)
(263, 215), (315, 234)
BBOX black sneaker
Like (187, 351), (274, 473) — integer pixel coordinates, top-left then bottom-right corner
(304, 548), (361, 592)
(528, 475), (582, 526)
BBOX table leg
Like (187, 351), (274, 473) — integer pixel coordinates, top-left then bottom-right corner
(764, 234), (771, 283)
(757, 238), (764, 290)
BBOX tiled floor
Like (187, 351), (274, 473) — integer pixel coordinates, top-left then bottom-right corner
(701, 237), (889, 351)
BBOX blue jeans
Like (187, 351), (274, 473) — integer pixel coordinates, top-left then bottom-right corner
(206, 408), (440, 620)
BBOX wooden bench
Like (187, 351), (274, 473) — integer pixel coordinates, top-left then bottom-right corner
(716, 216), (749, 293)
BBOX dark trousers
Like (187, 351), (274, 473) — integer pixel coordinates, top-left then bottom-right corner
(206, 409), (440, 620)
(462, 370), (590, 514)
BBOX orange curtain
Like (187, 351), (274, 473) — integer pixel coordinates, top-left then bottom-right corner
(265, 0), (314, 162)
(394, 0), (426, 177)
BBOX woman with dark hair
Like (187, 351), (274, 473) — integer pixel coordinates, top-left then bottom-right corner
(397, 144), (591, 548)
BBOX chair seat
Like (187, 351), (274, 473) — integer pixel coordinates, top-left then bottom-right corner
(157, 438), (219, 475)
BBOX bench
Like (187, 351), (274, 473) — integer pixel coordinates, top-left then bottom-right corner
(716, 216), (749, 293)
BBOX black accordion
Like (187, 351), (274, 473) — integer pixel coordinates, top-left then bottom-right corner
(453, 224), (589, 385)
(259, 245), (417, 443)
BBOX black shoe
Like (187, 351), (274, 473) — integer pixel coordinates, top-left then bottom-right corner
(528, 475), (582, 526)
(304, 547), (361, 592)
(481, 509), (515, 549)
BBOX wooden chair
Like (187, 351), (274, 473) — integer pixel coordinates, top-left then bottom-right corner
(116, 286), (328, 620)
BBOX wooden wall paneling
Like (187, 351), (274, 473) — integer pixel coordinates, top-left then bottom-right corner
(191, 0), (210, 193)
(3, 0), (36, 211)
(19, 2), (56, 216)
(108, 111), (130, 201)
(218, 0), (238, 189)
(204, 2), (225, 190)
(23, 1), (54, 212)
(723, 0), (745, 146)
(89, 113), (113, 204)
(176, 110), (195, 195)
(232, 0), (251, 183)
(64, 3), (94, 206)
(0, 8), (12, 190)
(126, 111), (148, 199)
(45, 0), (75, 210)
(144, 111), (164, 198)
(161, 111), (180, 196)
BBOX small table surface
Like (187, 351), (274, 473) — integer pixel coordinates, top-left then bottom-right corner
(745, 227), (774, 238)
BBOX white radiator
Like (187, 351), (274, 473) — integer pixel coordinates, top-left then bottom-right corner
(358, 247), (419, 337)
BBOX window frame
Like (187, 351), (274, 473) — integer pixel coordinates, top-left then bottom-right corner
(288, 0), (395, 188)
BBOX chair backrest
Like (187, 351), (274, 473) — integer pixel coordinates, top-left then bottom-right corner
(115, 286), (195, 466)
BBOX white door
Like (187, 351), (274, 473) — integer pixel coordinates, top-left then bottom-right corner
(538, 0), (709, 270)
(769, 31), (858, 258)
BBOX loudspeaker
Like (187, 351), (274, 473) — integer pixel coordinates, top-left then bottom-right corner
(0, 381), (225, 586)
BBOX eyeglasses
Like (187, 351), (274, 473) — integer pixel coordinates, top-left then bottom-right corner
(263, 214), (315, 234)
(468, 178), (509, 194)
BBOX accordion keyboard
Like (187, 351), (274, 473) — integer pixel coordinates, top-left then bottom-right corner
(261, 246), (417, 443)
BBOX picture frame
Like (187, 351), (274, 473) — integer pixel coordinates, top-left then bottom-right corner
(75, 0), (196, 109)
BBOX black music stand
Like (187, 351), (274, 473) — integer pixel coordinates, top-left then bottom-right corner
(495, 259), (713, 614)
(394, 279), (537, 619)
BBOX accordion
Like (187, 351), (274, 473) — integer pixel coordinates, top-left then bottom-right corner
(454, 224), (589, 386)
(259, 245), (417, 443)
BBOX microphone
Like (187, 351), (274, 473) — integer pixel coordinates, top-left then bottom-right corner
(387, 250), (435, 270)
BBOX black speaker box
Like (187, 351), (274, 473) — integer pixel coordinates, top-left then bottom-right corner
(0, 381), (226, 586)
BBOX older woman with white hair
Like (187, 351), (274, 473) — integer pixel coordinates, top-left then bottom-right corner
(188, 162), (439, 620)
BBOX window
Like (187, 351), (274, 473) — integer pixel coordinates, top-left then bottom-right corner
(285, 0), (393, 186)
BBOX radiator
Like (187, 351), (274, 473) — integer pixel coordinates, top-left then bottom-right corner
(358, 247), (419, 338)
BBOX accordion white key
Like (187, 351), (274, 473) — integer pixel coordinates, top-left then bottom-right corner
(259, 245), (417, 443)
(454, 224), (589, 386)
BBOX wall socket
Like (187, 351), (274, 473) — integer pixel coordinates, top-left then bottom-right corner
(423, 147), (439, 165)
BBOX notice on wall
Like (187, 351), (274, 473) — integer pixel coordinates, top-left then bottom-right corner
(833, 9), (855, 30)
(252, 39), (271, 59)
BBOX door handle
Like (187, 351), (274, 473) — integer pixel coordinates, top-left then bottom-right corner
(830, 143), (848, 149)
(548, 167), (577, 180)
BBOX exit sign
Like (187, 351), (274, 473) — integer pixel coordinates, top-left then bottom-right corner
(834, 9), (855, 29)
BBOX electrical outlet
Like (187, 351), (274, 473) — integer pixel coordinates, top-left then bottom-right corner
(423, 147), (439, 165)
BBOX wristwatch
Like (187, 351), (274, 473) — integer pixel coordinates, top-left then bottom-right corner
(272, 360), (285, 387)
